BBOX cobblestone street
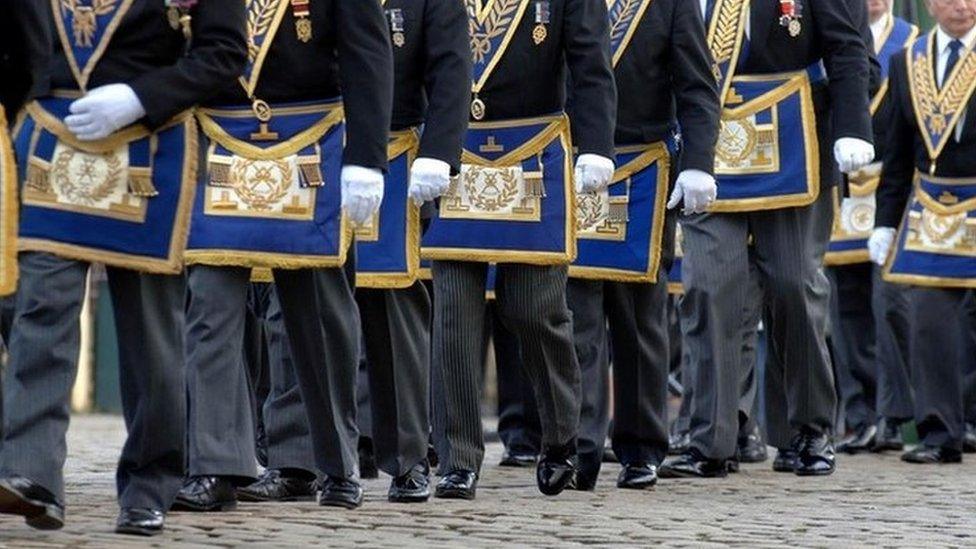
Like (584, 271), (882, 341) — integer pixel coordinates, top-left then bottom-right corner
(0, 415), (975, 547)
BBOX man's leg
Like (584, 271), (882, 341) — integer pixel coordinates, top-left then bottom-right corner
(494, 301), (542, 463)
(566, 278), (610, 488)
(872, 269), (914, 432)
(243, 283), (272, 467)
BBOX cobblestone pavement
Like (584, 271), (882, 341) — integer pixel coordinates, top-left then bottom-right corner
(1, 415), (975, 548)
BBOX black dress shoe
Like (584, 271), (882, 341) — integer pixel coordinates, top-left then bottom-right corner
(668, 431), (691, 456)
(772, 448), (797, 472)
(964, 423), (976, 454)
(172, 476), (237, 512)
(901, 445), (963, 464)
(0, 476), (65, 530)
(318, 477), (364, 509)
(389, 461), (430, 503)
(871, 418), (905, 453)
(658, 448), (729, 478)
(499, 449), (537, 467)
(115, 508), (165, 536)
(617, 463), (658, 490)
(434, 469), (477, 500)
(836, 423), (878, 454)
(736, 426), (769, 463)
(793, 430), (835, 476)
(237, 469), (317, 502)
(358, 437), (379, 480)
(536, 443), (577, 496)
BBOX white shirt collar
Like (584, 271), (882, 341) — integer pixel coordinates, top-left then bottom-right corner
(936, 24), (976, 56)
(869, 13), (891, 50)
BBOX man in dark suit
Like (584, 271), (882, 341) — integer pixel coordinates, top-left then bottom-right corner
(870, 0), (976, 465)
(423, 0), (617, 499)
(0, 0), (247, 535)
(568, 0), (720, 491)
(662, 0), (875, 479)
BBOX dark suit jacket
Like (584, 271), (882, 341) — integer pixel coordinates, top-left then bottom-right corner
(476, 0), (616, 159)
(0, 0), (52, 114)
(869, 17), (914, 163)
(613, 0), (719, 174)
(875, 46), (976, 228)
(385, 0), (470, 172)
(45, 0), (246, 130)
(212, 0), (392, 172)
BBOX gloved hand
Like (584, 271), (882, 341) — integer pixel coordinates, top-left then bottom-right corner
(65, 84), (146, 141)
(341, 165), (385, 225)
(868, 227), (896, 266)
(834, 137), (875, 173)
(574, 154), (615, 193)
(667, 169), (717, 214)
(407, 157), (451, 205)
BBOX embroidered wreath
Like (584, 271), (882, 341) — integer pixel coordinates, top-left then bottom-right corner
(576, 192), (605, 232)
(464, 167), (519, 212)
(53, 149), (122, 206)
(231, 158), (292, 212)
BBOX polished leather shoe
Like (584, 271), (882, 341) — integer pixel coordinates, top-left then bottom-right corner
(617, 463), (657, 490)
(772, 448), (797, 472)
(359, 437), (379, 480)
(0, 475), (65, 530)
(793, 431), (835, 476)
(964, 423), (976, 454)
(115, 508), (165, 536)
(434, 470), (477, 500)
(836, 423), (878, 454)
(871, 418), (905, 453)
(658, 448), (729, 478)
(736, 426), (769, 463)
(237, 469), (317, 502)
(536, 443), (577, 496)
(318, 477), (363, 509)
(172, 476), (237, 512)
(499, 449), (537, 467)
(901, 445), (963, 464)
(668, 431), (691, 455)
(389, 461), (430, 503)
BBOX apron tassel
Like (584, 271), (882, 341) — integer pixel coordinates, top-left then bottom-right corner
(128, 167), (159, 197)
(208, 158), (233, 188)
(25, 159), (51, 192)
(297, 157), (324, 188)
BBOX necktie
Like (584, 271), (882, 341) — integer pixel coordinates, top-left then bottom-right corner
(705, 0), (716, 23)
(943, 39), (963, 89)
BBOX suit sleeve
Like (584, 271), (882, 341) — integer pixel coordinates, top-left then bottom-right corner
(418, 0), (471, 173)
(1, 0), (52, 114)
(129, 0), (247, 129)
(875, 54), (913, 229)
(335, 0), (394, 171)
(563, 0), (616, 158)
(811, 0), (873, 143)
(668, 0), (720, 174)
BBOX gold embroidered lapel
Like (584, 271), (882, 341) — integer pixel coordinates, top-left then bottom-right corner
(869, 17), (918, 115)
(240, 0), (293, 97)
(606, 0), (653, 68)
(467, 0), (532, 94)
(907, 32), (976, 163)
(707, 0), (750, 108)
(51, 0), (135, 91)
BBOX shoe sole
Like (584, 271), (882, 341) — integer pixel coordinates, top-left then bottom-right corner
(434, 488), (476, 500)
(794, 467), (835, 477)
(658, 469), (727, 479)
(115, 525), (162, 537)
(236, 493), (315, 503)
(617, 479), (657, 490)
(388, 493), (430, 504)
(0, 482), (64, 530)
(170, 500), (238, 512)
(319, 497), (363, 509)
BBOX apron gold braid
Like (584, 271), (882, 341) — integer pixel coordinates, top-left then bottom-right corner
(873, 19), (976, 463)
(421, 0), (616, 499)
(174, 0), (392, 511)
(0, 0), (246, 536)
(565, 0), (719, 491)
(661, 0), (874, 479)
(825, 10), (918, 455)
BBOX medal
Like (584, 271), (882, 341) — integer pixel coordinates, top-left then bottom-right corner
(533, 1), (550, 45)
(291, 0), (312, 43)
(779, 0), (801, 38)
(471, 96), (486, 120)
(533, 25), (547, 45)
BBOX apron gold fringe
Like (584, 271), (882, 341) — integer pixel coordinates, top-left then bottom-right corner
(128, 167), (159, 197)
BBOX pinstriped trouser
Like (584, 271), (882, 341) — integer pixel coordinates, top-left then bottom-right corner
(431, 261), (580, 474)
(681, 189), (836, 459)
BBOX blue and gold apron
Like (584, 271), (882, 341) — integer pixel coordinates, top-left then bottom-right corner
(570, 142), (671, 282)
(186, 101), (349, 268)
(0, 106), (17, 295)
(826, 16), (917, 266)
(356, 129), (421, 288)
(884, 32), (976, 288)
(14, 96), (197, 274)
(421, 114), (576, 265)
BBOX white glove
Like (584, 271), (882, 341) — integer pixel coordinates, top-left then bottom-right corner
(341, 165), (385, 226)
(574, 154), (615, 193)
(407, 157), (451, 205)
(868, 227), (896, 266)
(833, 137), (875, 174)
(65, 84), (146, 141)
(667, 169), (717, 214)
